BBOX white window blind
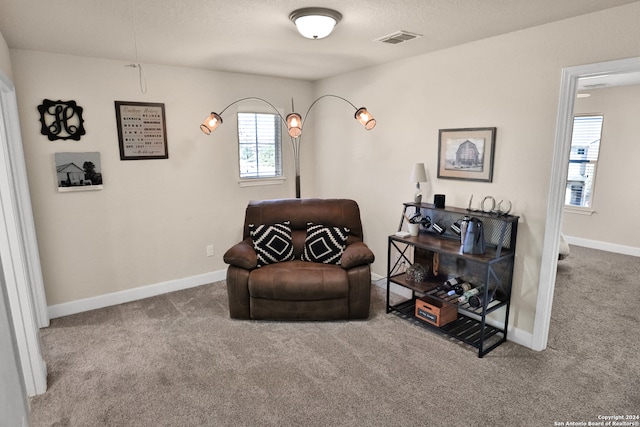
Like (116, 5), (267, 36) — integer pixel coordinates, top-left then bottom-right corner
(565, 115), (603, 208)
(237, 113), (282, 179)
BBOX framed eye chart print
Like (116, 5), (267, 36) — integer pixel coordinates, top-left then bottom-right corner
(115, 101), (168, 160)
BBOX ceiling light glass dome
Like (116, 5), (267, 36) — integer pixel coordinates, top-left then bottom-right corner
(289, 8), (342, 39)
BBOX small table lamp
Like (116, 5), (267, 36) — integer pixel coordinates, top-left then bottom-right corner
(410, 163), (427, 204)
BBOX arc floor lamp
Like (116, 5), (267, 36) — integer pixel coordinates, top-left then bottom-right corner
(200, 95), (376, 198)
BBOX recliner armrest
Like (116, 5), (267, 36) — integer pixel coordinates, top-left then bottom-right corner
(340, 242), (375, 269)
(223, 238), (258, 270)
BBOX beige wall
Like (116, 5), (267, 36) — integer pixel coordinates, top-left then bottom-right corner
(311, 3), (640, 336)
(10, 50), (314, 306)
(563, 85), (640, 246)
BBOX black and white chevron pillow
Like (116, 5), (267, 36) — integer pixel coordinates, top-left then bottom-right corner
(302, 223), (350, 265)
(249, 222), (295, 267)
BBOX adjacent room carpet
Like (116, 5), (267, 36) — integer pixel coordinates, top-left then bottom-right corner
(29, 245), (639, 426)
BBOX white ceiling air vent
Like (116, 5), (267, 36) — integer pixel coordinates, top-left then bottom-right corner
(375, 30), (422, 45)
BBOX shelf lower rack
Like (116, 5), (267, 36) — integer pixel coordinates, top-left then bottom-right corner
(388, 275), (509, 317)
(388, 299), (506, 357)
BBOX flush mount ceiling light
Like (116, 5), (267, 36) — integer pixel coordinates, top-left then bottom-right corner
(289, 7), (342, 39)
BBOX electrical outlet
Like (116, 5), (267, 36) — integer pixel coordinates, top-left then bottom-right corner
(206, 245), (214, 257)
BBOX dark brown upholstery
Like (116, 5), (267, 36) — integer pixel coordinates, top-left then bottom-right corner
(223, 198), (375, 320)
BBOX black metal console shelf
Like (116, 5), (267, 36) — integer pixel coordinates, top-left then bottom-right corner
(386, 202), (519, 358)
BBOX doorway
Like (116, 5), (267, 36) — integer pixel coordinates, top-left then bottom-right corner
(532, 56), (640, 351)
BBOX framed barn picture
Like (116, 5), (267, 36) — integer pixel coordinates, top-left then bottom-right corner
(54, 152), (103, 192)
(437, 127), (496, 182)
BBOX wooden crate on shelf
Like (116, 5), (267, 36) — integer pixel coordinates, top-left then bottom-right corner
(415, 295), (457, 327)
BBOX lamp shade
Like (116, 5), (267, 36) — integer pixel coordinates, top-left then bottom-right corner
(289, 8), (342, 39)
(354, 107), (376, 130)
(286, 112), (302, 138)
(200, 112), (222, 135)
(410, 163), (427, 183)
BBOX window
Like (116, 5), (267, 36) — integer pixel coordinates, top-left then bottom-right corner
(565, 115), (604, 208)
(237, 113), (282, 179)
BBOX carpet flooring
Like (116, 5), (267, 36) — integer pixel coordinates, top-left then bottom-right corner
(29, 245), (640, 426)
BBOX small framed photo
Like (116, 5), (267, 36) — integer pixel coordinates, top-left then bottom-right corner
(437, 127), (496, 182)
(54, 152), (103, 192)
(115, 101), (168, 160)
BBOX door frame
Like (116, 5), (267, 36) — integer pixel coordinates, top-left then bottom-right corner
(531, 56), (640, 351)
(0, 71), (48, 396)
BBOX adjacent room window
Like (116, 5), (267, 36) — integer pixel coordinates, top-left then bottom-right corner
(237, 113), (282, 179)
(565, 114), (604, 208)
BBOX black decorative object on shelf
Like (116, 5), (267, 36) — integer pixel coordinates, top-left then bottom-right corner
(37, 99), (86, 141)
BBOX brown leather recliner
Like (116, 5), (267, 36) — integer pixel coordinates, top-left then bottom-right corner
(223, 198), (375, 320)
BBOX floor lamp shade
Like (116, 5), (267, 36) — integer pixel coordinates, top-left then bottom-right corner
(286, 112), (302, 138)
(200, 112), (222, 135)
(355, 107), (376, 130)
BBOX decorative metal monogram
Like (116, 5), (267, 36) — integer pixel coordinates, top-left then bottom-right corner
(37, 99), (86, 141)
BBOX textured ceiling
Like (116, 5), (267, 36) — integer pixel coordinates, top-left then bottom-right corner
(0, 0), (639, 81)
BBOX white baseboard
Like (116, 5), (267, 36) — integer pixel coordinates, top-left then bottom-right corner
(48, 270), (535, 351)
(372, 275), (412, 298)
(372, 274), (533, 350)
(371, 273), (384, 282)
(47, 270), (227, 319)
(565, 236), (640, 257)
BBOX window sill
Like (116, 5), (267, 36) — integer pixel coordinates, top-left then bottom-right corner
(238, 177), (286, 188)
(564, 206), (595, 216)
